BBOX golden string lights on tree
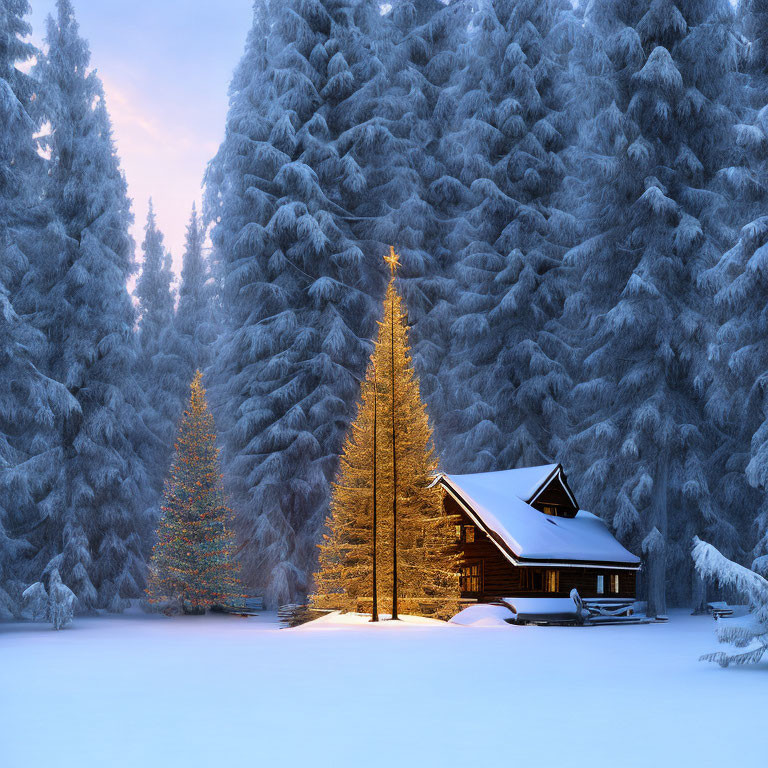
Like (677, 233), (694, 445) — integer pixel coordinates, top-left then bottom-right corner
(312, 247), (461, 620)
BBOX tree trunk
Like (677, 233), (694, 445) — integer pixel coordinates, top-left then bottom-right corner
(61, 394), (83, 606)
(371, 363), (378, 622)
(390, 286), (398, 621)
(645, 455), (669, 618)
(690, 568), (707, 615)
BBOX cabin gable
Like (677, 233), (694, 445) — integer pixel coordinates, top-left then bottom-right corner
(529, 466), (579, 518)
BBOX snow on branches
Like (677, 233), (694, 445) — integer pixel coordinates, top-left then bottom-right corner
(22, 569), (76, 630)
(692, 537), (768, 667)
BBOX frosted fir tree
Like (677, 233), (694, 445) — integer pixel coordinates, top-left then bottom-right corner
(0, 285), (74, 618)
(207, 0), (482, 606)
(171, 203), (217, 393)
(693, 538), (768, 667)
(353, 0), (470, 437)
(0, 0), (43, 296)
(0, 0), (74, 617)
(724, 0), (768, 222)
(146, 372), (243, 614)
(0, 286), (34, 617)
(135, 201), (182, 491)
(27, 0), (152, 612)
(698, 0), (768, 569)
(434, 0), (578, 473)
(136, 201), (176, 376)
(561, 0), (741, 616)
(205, 0), (392, 605)
(312, 250), (461, 619)
(22, 568), (76, 630)
(699, 217), (768, 577)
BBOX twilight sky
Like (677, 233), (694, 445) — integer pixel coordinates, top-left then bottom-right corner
(27, 0), (254, 279)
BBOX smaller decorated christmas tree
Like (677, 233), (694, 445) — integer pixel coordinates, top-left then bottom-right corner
(146, 371), (242, 613)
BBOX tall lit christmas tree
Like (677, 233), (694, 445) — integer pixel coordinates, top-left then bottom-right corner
(146, 371), (242, 613)
(312, 249), (461, 620)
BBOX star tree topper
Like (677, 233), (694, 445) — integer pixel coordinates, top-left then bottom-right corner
(384, 245), (400, 275)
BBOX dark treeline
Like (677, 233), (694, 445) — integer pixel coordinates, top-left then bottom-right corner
(2, 0), (768, 617)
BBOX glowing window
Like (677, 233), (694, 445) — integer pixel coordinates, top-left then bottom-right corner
(611, 574), (620, 594)
(545, 570), (559, 593)
(460, 563), (482, 593)
(464, 525), (475, 543)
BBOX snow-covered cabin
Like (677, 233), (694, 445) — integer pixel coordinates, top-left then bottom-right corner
(438, 464), (641, 604)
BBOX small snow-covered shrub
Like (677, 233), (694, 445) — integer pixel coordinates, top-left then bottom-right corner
(21, 581), (49, 621)
(692, 538), (768, 667)
(22, 569), (76, 630)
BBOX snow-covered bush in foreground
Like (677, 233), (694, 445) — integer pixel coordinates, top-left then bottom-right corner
(22, 569), (75, 630)
(692, 537), (768, 667)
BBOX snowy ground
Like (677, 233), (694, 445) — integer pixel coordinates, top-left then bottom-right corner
(1, 609), (764, 768)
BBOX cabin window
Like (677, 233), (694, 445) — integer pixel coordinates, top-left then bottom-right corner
(610, 574), (620, 594)
(521, 569), (543, 591)
(534, 502), (579, 518)
(464, 525), (475, 543)
(544, 570), (559, 593)
(455, 525), (462, 540)
(460, 562), (482, 593)
(597, 575), (604, 595)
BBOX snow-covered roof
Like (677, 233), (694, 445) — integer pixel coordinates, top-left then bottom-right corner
(473, 463), (561, 502)
(440, 466), (641, 567)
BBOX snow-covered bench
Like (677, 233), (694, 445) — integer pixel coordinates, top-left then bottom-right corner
(490, 592), (641, 626)
(583, 597), (636, 616)
(706, 601), (734, 619)
(498, 597), (581, 624)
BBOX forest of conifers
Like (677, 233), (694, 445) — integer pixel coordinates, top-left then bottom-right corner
(2, 0), (768, 616)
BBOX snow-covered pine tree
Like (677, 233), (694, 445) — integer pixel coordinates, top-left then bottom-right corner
(26, 0), (152, 612)
(0, 0), (42, 297)
(562, 0), (741, 616)
(352, 0), (470, 439)
(693, 537), (768, 666)
(0, 0), (73, 617)
(697, 0), (768, 573)
(22, 567), (76, 630)
(206, 0), (396, 605)
(172, 203), (217, 393)
(135, 201), (182, 491)
(0, 285), (74, 618)
(207, 0), (485, 606)
(699, 215), (768, 582)
(435, 0), (578, 473)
